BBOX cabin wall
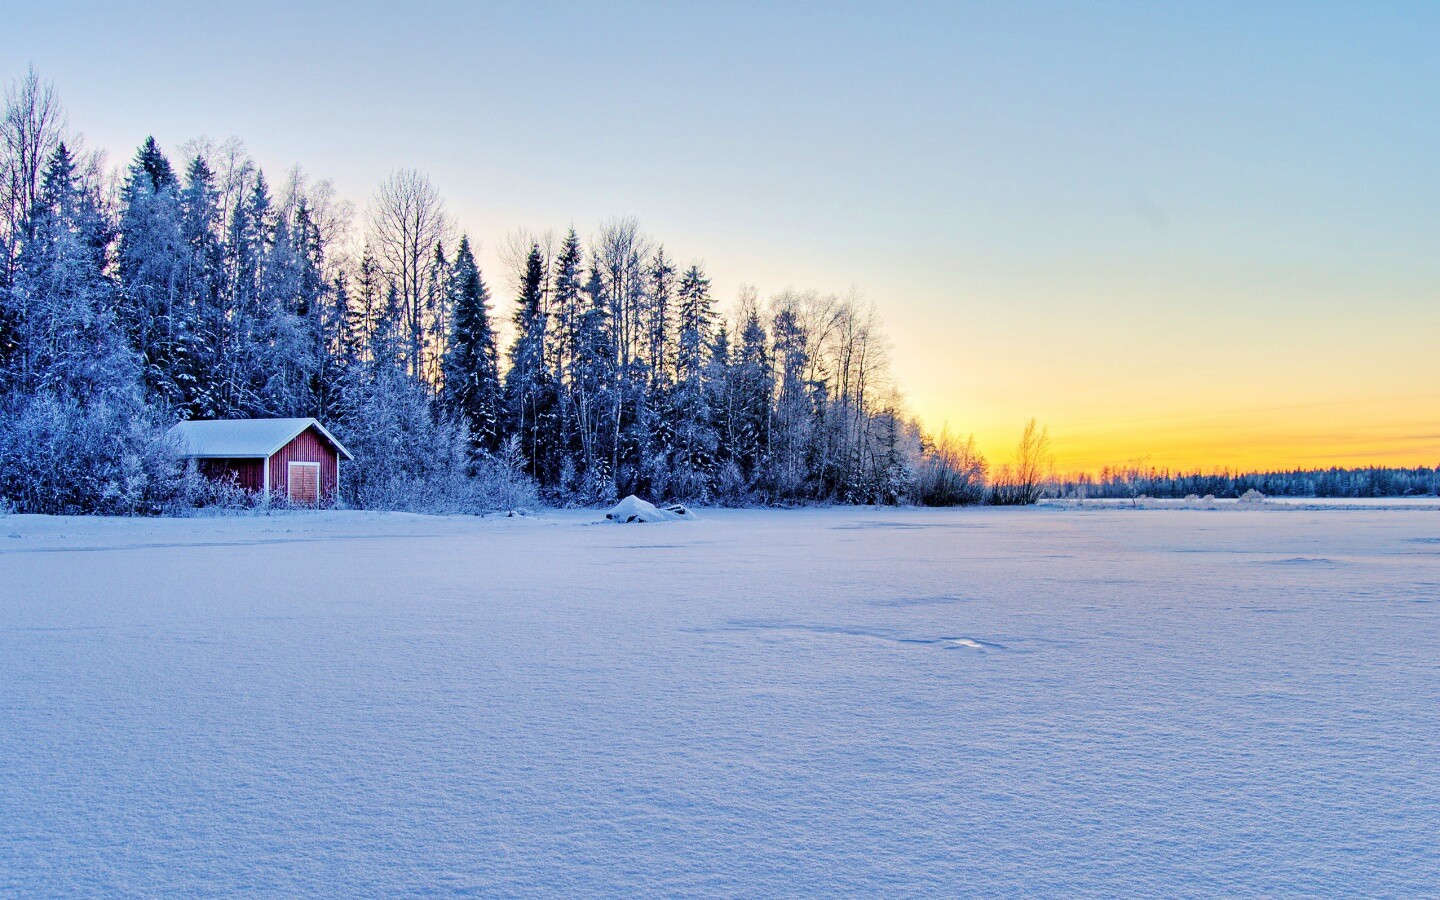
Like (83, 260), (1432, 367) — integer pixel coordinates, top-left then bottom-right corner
(268, 427), (339, 501)
(197, 458), (265, 493)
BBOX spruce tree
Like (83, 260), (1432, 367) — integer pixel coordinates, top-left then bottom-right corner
(505, 243), (556, 483)
(645, 248), (675, 382)
(668, 264), (718, 499)
(441, 236), (502, 451)
(134, 136), (176, 192)
(175, 155), (223, 417)
(7, 143), (132, 397)
(734, 308), (774, 481)
(116, 136), (184, 405)
(769, 305), (812, 498)
(353, 246), (382, 363)
(570, 263), (618, 497)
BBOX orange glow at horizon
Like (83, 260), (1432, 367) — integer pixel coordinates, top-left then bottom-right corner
(913, 391), (1440, 477)
(881, 254), (1440, 479)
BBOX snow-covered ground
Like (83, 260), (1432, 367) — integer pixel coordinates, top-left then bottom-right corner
(3, 503), (1438, 896)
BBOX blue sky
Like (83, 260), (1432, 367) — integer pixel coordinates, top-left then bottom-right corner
(6, 1), (1438, 469)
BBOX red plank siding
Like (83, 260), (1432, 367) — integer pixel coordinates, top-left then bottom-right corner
(268, 426), (339, 503)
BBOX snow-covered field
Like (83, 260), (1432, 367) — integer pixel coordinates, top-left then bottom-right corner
(3, 503), (1439, 896)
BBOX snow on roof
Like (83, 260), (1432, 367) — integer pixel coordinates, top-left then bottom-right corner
(168, 418), (354, 460)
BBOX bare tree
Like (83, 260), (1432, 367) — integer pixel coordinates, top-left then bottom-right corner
(992, 418), (1054, 504)
(1115, 456), (1152, 507)
(1, 66), (67, 279)
(366, 168), (451, 380)
(274, 165), (355, 279)
(593, 216), (652, 368)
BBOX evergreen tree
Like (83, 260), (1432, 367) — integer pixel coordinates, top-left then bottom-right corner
(352, 246), (382, 363)
(251, 210), (312, 415)
(644, 247), (675, 381)
(548, 228), (586, 491)
(322, 270), (356, 421)
(134, 136), (175, 191)
(369, 283), (406, 373)
(213, 169), (273, 414)
(769, 304), (812, 499)
(570, 263), (618, 498)
(441, 236), (502, 451)
(551, 228), (584, 379)
(733, 307), (773, 482)
(174, 154), (223, 417)
(116, 136), (185, 404)
(668, 263), (718, 499)
(5, 143), (132, 397)
(505, 243), (557, 483)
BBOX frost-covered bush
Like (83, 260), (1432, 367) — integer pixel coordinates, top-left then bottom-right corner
(0, 392), (195, 515)
(186, 474), (265, 513)
(337, 417), (475, 513)
(470, 437), (541, 512)
(912, 429), (988, 506)
(335, 367), (539, 514)
(710, 460), (751, 507)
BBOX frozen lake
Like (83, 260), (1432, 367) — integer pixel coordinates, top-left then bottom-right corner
(3, 504), (1439, 895)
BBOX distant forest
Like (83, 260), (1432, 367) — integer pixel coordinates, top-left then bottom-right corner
(1060, 465), (1440, 500)
(0, 69), (1431, 514)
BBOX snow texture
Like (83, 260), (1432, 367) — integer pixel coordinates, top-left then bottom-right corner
(2, 503), (1439, 896)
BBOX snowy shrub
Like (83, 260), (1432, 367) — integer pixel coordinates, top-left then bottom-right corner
(182, 474), (266, 514)
(547, 456), (617, 508)
(335, 368), (539, 514)
(911, 428), (988, 506)
(711, 460), (750, 507)
(0, 392), (195, 515)
(338, 420), (477, 514)
(469, 437), (541, 512)
(1238, 488), (1266, 504)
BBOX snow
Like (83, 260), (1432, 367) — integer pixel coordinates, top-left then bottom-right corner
(605, 495), (697, 523)
(2, 503), (1439, 895)
(167, 417), (353, 459)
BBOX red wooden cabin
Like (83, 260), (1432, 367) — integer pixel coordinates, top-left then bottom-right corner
(169, 418), (354, 505)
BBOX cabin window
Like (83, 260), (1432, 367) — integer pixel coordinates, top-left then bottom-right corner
(288, 462), (320, 505)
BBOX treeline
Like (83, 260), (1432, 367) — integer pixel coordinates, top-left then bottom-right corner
(1060, 464), (1440, 500)
(0, 69), (995, 514)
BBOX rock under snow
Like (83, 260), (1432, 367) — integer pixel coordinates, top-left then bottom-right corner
(605, 495), (696, 523)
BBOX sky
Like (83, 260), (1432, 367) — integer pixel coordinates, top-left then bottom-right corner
(5, 1), (1438, 473)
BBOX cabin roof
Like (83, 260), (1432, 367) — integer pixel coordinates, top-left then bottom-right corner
(168, 418), (354, 461)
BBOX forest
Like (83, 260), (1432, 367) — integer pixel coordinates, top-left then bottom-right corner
(1059, 463), (1440, 501)
(0, 69), (1430, 515)
(0, 69), (981, 514)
